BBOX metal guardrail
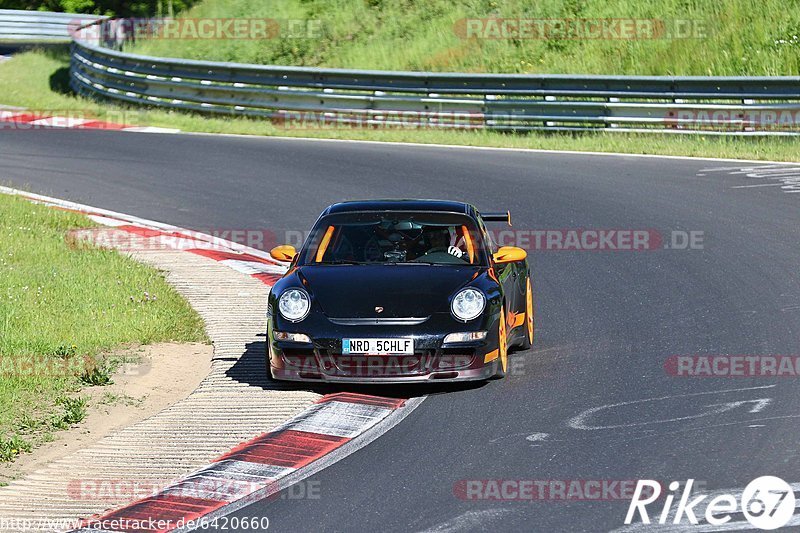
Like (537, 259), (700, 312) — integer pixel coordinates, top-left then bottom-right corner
(4, 10), (800, 134)
(0, 9), (103, 42)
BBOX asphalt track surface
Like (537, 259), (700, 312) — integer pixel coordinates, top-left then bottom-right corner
(1, 129), (799, 532)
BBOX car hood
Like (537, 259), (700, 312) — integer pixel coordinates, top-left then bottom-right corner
(298, 264), (482, 318)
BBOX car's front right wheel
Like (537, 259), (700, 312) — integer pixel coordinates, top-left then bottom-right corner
(519, 277), (534, 350)
(493, 304), (509, 379)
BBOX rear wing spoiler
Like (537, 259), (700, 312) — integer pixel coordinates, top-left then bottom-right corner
(481, 211), (512, 226)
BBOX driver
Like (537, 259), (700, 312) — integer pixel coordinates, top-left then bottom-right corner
(423, 227), (452, 255)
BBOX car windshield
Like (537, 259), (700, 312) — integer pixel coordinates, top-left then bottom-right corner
(297, 211), (488, 266)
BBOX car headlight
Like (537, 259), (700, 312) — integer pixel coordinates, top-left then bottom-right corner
(278, 289), (311, 322)
(451, 288), (486, 322)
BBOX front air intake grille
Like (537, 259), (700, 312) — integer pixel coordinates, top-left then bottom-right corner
(327, 316), (430, 326)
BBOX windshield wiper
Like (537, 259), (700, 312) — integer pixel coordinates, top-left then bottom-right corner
(388, 260), (443, 265)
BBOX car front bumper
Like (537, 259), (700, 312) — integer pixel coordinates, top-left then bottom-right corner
(269, 357), (499, 383)
(268, 330), (501, 383)
(266, 307), (505, 383)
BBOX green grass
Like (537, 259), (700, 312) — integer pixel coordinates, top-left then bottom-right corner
(0, 192), (207, 460)
(125, 0), (800, 75)
(80, 357), (115, 386)
(51, 396), (88, 430)
(1, 48), (799, 161)
(0, 435), (31, 463)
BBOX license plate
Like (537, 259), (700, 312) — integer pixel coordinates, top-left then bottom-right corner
(342, 338), (414, 355)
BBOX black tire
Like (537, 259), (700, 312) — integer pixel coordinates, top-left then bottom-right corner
(519, 331), (533, 350)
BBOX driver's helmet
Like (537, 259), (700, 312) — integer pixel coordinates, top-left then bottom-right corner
(424, 227), (451, 251)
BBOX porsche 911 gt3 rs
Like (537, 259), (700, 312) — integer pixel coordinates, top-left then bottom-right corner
(266, 199), (534, 383)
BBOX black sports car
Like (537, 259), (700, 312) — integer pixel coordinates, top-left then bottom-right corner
(266, 200), (534, 383)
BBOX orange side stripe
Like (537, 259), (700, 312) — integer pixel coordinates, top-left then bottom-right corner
(315, 225), (335, 263)
(461, 225), (475, 264)
(484, 349), (499, 363)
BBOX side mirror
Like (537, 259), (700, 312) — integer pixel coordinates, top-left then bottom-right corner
(270, 244), (297, 262)
(492, 246), (527, 264)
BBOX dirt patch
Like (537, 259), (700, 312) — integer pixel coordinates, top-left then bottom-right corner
(0, 342), (211, 484)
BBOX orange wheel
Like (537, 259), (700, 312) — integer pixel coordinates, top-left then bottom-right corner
(499, 304), (508, 372)
(525, 277), (534, 345)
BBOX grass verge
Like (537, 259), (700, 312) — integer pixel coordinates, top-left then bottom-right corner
(127, 0), (800, 76)
(0, 48), (798, 162)
(0, 192), (207, 461)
